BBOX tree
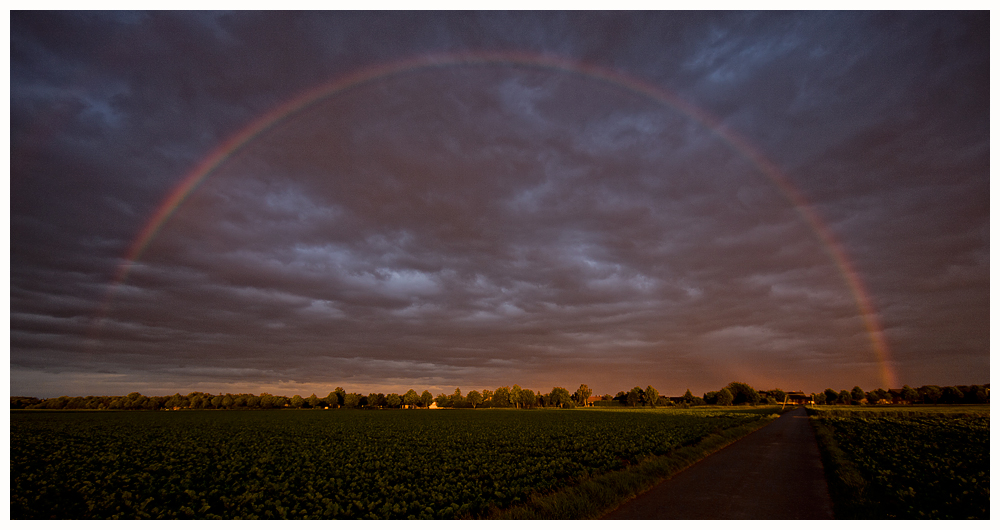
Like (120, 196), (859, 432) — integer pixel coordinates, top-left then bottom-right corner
(682, 389), (695, 403)
(511, 385), (523, 409)
(919, 385), (942, 404)
(768, 389), (787, 403)
(451, 388), (465, 408)
(645, 386), (659, 408)
(965, 385), (988, 404)
(403, 389), (419, 408)
(901, 385), (918, 403)
(727, 382), (760, 406)
(307, 393), (321, 408)
(941, 386), (964, 404)
(386, 393), (402, 408)
(481, 389), (494, 407)
(165, 393), (186, 409)
(871, 388), (890, 404)
(626, 387), (642, 407)
(811, 392), (826, 405)
(703, 391), (718, 404)
(343, 393), (362, 408)
(575, 384), (592, 406)
(851, 386), (866, 404)
(823, 388), (839, 404)
(493, 386), (512, 408)
(521, 388), (536, 408)
(837, 390), (851, 405)
(467, 390), (483, 409)
(716, 388), (734, 406)
(326, 391), (341, 408)
(420, 390), (434, 408)
(550, 387), (572, 408)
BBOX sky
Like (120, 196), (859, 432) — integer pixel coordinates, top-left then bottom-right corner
(9, 11), (990, 399)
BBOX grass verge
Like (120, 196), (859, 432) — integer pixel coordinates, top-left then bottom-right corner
(808, 417), (868, 519)
(489, 413), (779, 519)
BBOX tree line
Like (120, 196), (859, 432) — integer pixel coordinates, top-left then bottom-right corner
(9, 384), (593, 411)
(10, 382), (987, 411)
(807, 384), (988, 405)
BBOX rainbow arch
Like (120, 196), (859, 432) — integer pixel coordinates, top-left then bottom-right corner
(104, 51), (897, 389)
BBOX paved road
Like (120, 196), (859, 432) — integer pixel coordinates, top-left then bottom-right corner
(604, 406), (834, 519)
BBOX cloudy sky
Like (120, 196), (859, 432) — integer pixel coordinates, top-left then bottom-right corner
(10, 11), (989, 398)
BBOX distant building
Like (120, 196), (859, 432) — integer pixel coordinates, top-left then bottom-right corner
(784, 392), (809, 405)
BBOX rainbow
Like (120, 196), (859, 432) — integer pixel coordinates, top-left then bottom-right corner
(104, 51), (897, 389)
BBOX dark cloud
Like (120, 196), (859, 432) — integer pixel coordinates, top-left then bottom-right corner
(9, 11), (988, 398)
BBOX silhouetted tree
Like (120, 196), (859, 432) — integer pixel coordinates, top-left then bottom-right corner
(727, 382), (760, 406)
(716, 387), (733, 406)
(919, 385), (943, 404)
(941, 386), (964, 404)
(626, 387), (642, 407)
(965, 385), (988, 404)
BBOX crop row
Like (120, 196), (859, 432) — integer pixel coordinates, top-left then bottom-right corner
(813, 414), (989, 519)
(11, 408), (768, 519)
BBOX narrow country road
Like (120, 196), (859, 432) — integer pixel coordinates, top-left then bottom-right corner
(604, 406), (834, 519)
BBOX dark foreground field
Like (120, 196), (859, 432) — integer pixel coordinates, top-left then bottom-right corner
(809, 406), (989, 519)
(11, 407), (774, 519)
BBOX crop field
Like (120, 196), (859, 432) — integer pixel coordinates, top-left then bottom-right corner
(810, 410), (989, 519)
(11, 407), (774, 519)
(808, 404), (989, 418)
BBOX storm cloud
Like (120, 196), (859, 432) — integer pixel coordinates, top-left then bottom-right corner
(10, 11), (989, 398)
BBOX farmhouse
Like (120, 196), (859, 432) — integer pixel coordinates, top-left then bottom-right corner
(783, 391), (810, 405)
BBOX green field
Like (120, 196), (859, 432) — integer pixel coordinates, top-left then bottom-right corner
(808, 404), (989, 418)
(11, 407), (774, 519)
(810, 407), (989, 519)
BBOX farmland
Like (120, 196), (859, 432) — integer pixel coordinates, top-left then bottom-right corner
(809, 407), (989, 519)
(11, 407), (774, 519)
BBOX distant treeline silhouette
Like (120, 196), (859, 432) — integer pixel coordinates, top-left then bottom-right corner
(10, 381), (987, 410)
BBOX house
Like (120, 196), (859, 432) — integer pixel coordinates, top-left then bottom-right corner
(783, 392), (810, 405)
